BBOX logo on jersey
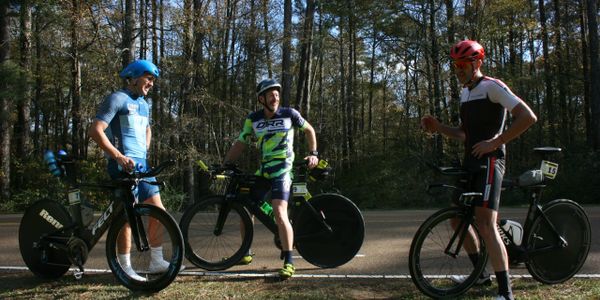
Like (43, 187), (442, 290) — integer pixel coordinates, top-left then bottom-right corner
(256, 119), (285, 130)
(127, 103), (138, 115)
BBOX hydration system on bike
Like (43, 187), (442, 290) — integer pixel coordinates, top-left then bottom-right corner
(44, 150), (66, 177)
(44, 150), (94, 226)
(499, 219), (523, 246)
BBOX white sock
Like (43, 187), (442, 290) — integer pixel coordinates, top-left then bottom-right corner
(151, 246), (164, 262)
(119, 253), (131, 267)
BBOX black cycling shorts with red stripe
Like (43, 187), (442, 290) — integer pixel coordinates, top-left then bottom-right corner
(452, 156), (506, 211)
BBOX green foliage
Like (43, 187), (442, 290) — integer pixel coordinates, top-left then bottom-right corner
(0, 61), (24, 99)
(336, 145), (600, 210)
(160, 184), (187, 213)
(335, 151), (434, 209)
(1, 157), (65, 212)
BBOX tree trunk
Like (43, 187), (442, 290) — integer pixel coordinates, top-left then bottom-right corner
(70, 0), (82, 158)
(429, 0), (443, 157)
(0, 0), (11, 201)
(539, 0), (556, 145)
(33, 10), (42, 154)
(281, 0), (292, 107)
(122, 0), (135, 68)
(580, 0), (591, 146)
(15, 0), (32, 160)
(295, 0), (315, 118)
(345, 2), (355, 164)
(586, 0), (600, 149)
(553, 0), (568, 147)
(139, 0), (147, 59)
(261, 0), (272, 78)
(445, 0), (459, 124)
(368, 27), (376, 146)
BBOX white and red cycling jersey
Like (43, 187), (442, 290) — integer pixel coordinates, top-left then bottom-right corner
(459, 76), (521, 161)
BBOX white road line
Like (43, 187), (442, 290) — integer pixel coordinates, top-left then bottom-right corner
(2, 266), (600, 279)
(292, 253), (365, 259)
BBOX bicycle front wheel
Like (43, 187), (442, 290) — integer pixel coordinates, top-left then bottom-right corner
(106, 204), (184, 292)
(179, 195), (253, 271)
(293, 193), (365, 268)
(408, 207), (488, 299)
(526, 199), (591, 284)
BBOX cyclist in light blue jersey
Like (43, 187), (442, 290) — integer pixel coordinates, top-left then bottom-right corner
(88, 60), (183, 281)
(224, 78), (319, 279)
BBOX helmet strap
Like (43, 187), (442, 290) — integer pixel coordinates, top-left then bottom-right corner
(464, 61), (482, 88)
(258, 96), (275, 113)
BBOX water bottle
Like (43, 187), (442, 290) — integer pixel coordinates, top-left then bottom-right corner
(43, 150), (63, 177)
(260, 201), (275, 221)
(499, 219), (523, 246)
(517, 169), (543, 186)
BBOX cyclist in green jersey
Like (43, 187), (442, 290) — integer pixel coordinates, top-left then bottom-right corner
(224, 79), (319, 279)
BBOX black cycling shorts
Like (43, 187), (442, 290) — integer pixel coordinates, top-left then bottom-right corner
(453, 156), (506, 211)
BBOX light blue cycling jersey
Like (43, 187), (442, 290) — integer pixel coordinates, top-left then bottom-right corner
(95, 89), (150, 159)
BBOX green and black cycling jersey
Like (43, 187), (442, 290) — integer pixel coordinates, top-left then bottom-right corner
(238, 107), (308, 179)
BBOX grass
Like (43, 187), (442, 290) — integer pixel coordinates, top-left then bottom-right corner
(1, 271), (599, 299)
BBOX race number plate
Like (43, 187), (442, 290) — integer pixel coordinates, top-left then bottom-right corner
(540, 160), (559, 179)
(292, 183), (308, 196)
(68, 189), (81, 205)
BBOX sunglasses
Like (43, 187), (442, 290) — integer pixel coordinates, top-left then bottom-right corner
(453, 60), (474, 69)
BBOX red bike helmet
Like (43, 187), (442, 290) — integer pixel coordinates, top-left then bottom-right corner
(450, 40), (485, 61)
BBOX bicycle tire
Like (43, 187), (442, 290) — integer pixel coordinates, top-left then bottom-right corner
(179, 195), (253, 271)
(408, 207), (488, 299)
(19, 199), (73, 279)
(106, 204), (184, 292)
(526, 199), (591, 284)
(293, 193), (364, 268)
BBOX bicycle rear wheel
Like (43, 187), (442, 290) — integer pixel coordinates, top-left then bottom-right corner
(408, 207), (487, 299)
(293, 193), (364, 268)
(526, 199), (591, 284)
(19, 199), (73, 279)
(179, 196), (253, 271)
(106, 204), (184, 292)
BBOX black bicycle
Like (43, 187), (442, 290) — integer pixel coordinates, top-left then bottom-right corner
(409, 147), (591, 298)
(179, 159), (365, 271)
(18, 151), (184, 292)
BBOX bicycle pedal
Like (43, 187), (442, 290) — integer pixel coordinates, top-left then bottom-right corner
(73, 271), (84, 280)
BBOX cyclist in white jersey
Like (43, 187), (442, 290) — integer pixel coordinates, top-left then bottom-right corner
(421, 40), (537, 300)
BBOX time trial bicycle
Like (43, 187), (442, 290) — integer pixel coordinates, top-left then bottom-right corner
(408, 147), (591, 298)
(179, 159), (365, 271)
(18, 151), (184, 292)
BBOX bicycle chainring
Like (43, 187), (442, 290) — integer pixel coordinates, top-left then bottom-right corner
(67, 237), (89, 267)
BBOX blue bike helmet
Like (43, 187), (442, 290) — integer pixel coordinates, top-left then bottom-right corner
(119, 60), (160, 79)
(256, 78), (281, 97)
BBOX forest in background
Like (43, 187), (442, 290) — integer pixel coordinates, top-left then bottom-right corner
(1, 0), (600, 211)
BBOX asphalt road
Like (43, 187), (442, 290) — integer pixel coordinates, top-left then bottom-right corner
(2, 207), (599, 276)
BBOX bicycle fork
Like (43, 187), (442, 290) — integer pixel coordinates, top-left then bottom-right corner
(445, 193), (480, 258)
(213, 202), (232, 236)
(124, 204), (150, 252)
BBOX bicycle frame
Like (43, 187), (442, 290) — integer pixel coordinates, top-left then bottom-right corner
(438, 170), (568, 262)
(509, 185), (568, 257)
(215, 170), (333, 242)
(36, 179), (154, 276)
